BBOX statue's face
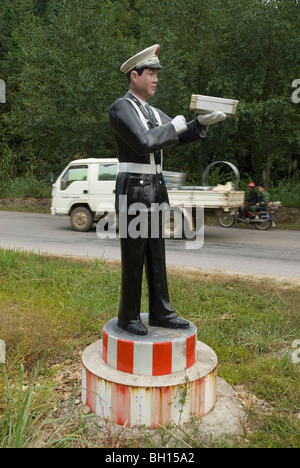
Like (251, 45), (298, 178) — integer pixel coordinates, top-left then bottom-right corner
(130, 68), (159, 102)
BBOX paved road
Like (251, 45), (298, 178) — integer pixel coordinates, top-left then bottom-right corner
(0, 211), (299, 282)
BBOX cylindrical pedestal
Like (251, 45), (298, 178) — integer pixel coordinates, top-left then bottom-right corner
(102, 314), (197, 376)
(81, 314), (217, 429)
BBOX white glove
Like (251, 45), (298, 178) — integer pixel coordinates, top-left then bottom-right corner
(171, 115), (188, 134)
(197, 111), (226, 126)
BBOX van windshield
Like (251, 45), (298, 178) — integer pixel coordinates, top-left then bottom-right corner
(60, 165), (88, 190)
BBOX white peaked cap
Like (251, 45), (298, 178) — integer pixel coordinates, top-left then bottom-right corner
(120, 44), (162, 74)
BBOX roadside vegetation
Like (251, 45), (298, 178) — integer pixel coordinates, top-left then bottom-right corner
(1, 0), (300, 190)
(0, 175), (51, 199)
(0, 249), (299, 448)
(0, 174), (300, 209)
(1, 174), (300, 229)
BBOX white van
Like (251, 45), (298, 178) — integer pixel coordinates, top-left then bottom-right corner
(51, 158), (118, 231)
(51, 158), (244, 232)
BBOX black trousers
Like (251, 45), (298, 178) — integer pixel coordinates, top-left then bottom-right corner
(118, 214), (175, 326)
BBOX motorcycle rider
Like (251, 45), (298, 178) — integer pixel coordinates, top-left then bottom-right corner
(240, 182), (258, 219)
(250, 183), (270, 219)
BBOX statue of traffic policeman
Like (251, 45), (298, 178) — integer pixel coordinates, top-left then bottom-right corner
(109, 44), (226, 335)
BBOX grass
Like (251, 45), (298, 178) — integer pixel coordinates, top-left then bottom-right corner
(0, 175), (51, 199)
(0, 249), (299, 448)
(268, 177), (300, 209)
(1, 361), (88, 448)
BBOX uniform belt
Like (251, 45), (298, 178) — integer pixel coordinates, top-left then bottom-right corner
(118, 163), (162, 175)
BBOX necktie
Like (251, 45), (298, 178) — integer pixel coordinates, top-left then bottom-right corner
(145, 105), (161, 166)
(129, 96), (161, 165)
(145, 104), (157, 128)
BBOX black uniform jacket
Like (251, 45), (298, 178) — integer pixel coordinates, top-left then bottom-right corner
(109, 92), (208, 212)
(245, 190), (258, 206)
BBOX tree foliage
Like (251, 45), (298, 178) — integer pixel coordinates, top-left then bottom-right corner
(0, 0), (299, 186)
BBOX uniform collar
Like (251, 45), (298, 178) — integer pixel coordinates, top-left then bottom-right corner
(127, 92), (147, 107)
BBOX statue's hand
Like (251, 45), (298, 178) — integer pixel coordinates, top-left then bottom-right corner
(197, 111), (226, 126)
(171, 115), (188, 134)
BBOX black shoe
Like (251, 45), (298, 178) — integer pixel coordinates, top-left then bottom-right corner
(117, 319), (148, 336)
(149, 314), (189, 329)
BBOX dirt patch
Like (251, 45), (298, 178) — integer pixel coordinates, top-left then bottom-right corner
(274, 206), (300, 224)
(0, 197), (51, 213)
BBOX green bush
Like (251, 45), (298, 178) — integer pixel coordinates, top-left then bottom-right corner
(0, 175), (51, 199)
(268, 176), (300, 208)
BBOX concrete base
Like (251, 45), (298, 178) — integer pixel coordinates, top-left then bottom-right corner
(82, 336), (217, 428)
(95, 377), (246, 442)
(196, 377), (246, 439)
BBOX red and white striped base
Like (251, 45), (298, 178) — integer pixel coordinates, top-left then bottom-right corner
(81, 315), (218, 428)
(102, 315), (197, 376)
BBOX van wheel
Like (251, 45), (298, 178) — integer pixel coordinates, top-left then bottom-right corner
(70, 206), (93, 232)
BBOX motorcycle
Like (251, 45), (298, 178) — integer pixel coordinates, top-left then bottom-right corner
(218, 203), (281, 230)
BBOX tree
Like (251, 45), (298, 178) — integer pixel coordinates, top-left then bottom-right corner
(1, 0), (300, 185)
(0, 0), (37, 179)
(4, 0), (135, 177)
(133, 0), (300, 185)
